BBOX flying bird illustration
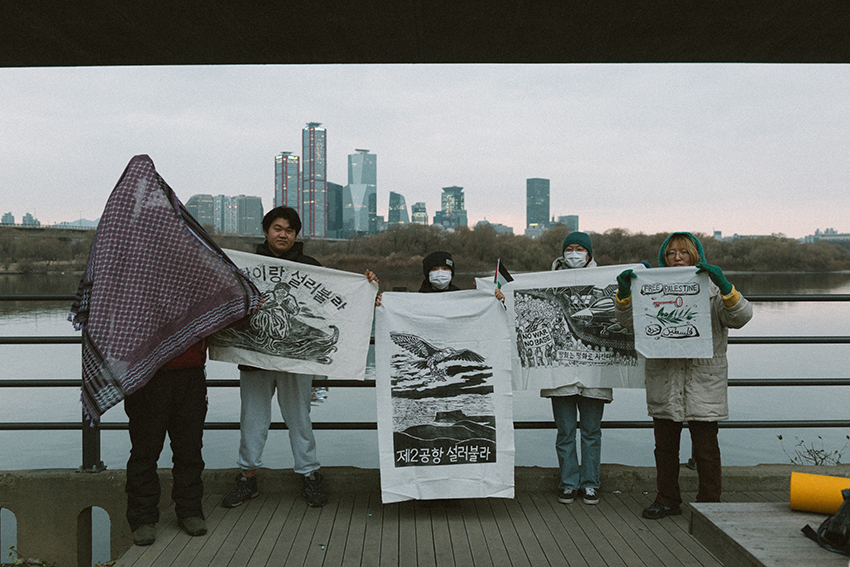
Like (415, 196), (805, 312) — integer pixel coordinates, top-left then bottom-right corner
(390, 332), (485, 381)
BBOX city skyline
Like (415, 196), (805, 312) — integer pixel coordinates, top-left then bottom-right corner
(2, 64), (849, 239)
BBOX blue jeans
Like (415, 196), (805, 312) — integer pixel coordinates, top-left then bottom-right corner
(551, 395), (605, 491)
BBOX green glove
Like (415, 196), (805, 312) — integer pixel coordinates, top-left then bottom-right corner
(696, 261), (732, 295)
(617, 269), (636, 299)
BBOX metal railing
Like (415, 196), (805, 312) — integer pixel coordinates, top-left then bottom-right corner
(2, 293), (850, 471)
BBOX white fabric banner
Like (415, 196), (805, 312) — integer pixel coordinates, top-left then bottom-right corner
(209, 249), (378, 379)
(631, 267), (713, 359)
(495, 265), (648, 391)
(375, 290), (515, 503)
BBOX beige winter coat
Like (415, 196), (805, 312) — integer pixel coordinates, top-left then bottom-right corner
(614, 283), (753, 422)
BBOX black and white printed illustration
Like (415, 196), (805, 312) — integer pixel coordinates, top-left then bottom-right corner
(375, 290), (514, 503)
(499, 265), (648, 390)
(632, 267), (713, 359)
(209, 249), (378, 379)
(389, 331), (496, 468)
(213, 279), (339, 364)
(514, 283), (638, 369)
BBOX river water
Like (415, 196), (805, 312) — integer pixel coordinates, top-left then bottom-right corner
(1, 270), (850, 475)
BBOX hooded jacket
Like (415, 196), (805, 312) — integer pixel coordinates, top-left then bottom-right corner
(614, 232), (752, 421)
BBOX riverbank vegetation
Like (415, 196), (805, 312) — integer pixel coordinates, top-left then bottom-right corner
(2, 224), (849, 275)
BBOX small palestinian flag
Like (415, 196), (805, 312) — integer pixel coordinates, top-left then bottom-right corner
(494, 259), (513, 289)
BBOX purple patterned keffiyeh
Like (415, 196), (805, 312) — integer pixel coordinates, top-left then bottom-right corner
(69, 155), (260, 420)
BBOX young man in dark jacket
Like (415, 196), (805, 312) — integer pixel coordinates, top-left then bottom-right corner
(222, 207), (377, 508)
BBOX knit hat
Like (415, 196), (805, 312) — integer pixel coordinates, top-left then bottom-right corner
(422, 251), (455, 276)
(561, 232), (593, 258)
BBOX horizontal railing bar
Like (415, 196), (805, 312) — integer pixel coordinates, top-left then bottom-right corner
(2, 294), (850, 304)
(4, 420), (850, 431)
(0, 293), (76, 301)
(4, 335), (850, 346)
(3, 378), (850, 388)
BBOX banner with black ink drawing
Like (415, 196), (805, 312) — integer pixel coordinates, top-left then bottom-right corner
(375, 290), (514, 503)
(489, 265), (648, 391)
(631, 267), (713, 359)
(209, 249), (378, 379)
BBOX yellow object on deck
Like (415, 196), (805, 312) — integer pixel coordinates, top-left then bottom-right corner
(789, 471), (850, 514)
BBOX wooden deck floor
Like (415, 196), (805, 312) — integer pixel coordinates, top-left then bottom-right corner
(115, 490), (790, 567)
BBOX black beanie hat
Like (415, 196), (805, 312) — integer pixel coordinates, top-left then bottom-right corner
(422, 251), (455, 276)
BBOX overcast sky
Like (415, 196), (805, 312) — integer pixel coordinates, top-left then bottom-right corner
(1, 64), (848, 239)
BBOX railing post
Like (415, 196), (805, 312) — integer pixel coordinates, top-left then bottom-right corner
(81, 412), (106, 473)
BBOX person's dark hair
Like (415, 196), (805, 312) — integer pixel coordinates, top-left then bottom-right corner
(262, 206), (301, 235)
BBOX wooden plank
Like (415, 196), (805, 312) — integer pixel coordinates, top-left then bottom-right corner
(474, 499), (510, 566)
(184, 497), (250, 567)
(589, 493), (653, 567)
(243, 494), (297, 567)
(444, 499), (473, 567)
(340, 492), (370, 567)
(360, 493), (386, 567)
(322, 493), (355, 567)
(514, 493), (568, 566)
(690, 502), (847, 567)
(227, 495), (285, 567)
(149, 494), (224, 567)
(124, 504), (181, 567)
(414, 502), (436, 567)
(527, 492), (590, 567)
(625, 492), (715, 567)
(264, 498), (308, 565)
(379, 500), (400, 567)
(301, 500), (338, 567)
(459, 498), (494, 567)
(489, 498), (532, 567)
(205, 494), (267, 566)
(564, 493), (627, 567)
(397, 501), (417, 567)
(606, 492), (682, 567)
(428, 501), (456, 567)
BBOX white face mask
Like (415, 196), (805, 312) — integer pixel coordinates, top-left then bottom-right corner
(429, 270), (452, 290)
(563, 250), (588, 269)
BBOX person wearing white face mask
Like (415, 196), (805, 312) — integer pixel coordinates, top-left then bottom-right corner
(545, 231), (610, 506)
(419, 251), (461, 292)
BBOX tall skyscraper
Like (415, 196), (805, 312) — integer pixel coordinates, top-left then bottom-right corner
(388, 192), (410, 225)
(301, 122), (327, 238)
(185, 194), (215, 228)
(434, 186), (467, 229)
(343, 149), (377, 234)
(411, 202), (428, 225)
(326, 181), (343, 238)
(274, 151), (300, 209)
(236, 195), (264, 236)
(526, 178), (550, 230)
(214, 195), (238, 235)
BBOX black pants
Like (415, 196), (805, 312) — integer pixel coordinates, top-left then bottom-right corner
(124, 366), (207, 531)
(653, 418), (721, 508)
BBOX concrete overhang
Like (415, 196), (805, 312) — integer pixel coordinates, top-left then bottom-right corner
(3, 0), (850, 67)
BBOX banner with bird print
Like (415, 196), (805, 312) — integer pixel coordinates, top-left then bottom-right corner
(375, 290), (515, 503)
(498, 264), (648, 391)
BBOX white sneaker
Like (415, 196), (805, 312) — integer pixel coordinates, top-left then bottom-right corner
(582, 487), (599, 505)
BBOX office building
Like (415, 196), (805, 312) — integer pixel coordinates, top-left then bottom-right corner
(556, 215), (579, 232)
(433, 186), (467, 229)
(343, 149), (377, 235)
(274, 151), (300, 209)
(388, 192), (409, 226)
(527, 178), (550, 230)
(1, 212), (14, 225)
(21, 213), (40, 227)
(411, 202), (428, 226)
(236, 195), (264, 236)
(185, 194), (215, 228)
(326, 182), (344, 238)
(301, 122), (327, 238)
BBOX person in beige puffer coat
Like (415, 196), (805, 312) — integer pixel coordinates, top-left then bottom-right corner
(614, 232), (753, 520)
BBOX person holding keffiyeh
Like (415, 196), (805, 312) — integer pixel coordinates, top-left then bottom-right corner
(70, 155), (261, 546)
